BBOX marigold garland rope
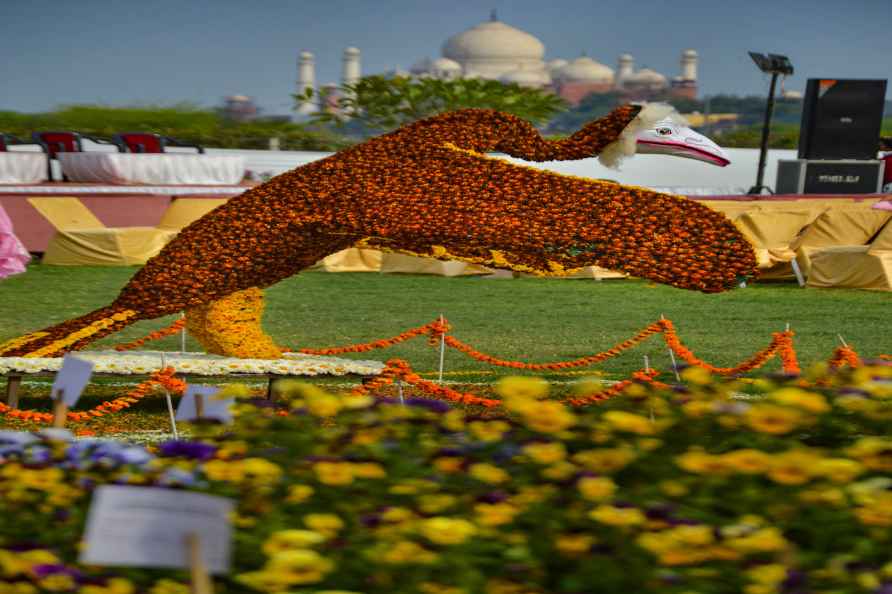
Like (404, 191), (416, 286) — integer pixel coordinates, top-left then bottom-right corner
(113, 318), (187, 352)
(0, 367), (185, 425)
(291, 317), (802, 376)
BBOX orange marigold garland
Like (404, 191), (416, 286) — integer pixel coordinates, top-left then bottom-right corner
(0, 367), (185, 425)
(299, 319), (450, 356)
(659, 319), (799, 375)
(114, 318), (187, 351)
(828, 345), (862, 370)
(1, 104), (756, 359)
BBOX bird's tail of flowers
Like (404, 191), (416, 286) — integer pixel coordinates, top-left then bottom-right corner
(0, 306), (139, 358)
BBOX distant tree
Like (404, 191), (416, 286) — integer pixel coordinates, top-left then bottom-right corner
(296, 75), (567, 134)
(0, 104), (349, 151)
(545, 91), (624, 133)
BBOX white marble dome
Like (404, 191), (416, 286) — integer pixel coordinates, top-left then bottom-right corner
(555, 56), (615, 83)
(443, 19), (545, 61)
(546, 58), (569, 72)
(500, 68), (551, 87)
(626, 67), (667, 85)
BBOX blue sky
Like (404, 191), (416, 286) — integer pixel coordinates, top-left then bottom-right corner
(1, 0), (889, 115)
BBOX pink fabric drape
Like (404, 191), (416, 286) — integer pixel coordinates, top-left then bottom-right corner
(0, 203), (30, 278)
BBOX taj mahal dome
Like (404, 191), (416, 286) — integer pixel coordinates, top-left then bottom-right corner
(295, 12), (698, 116)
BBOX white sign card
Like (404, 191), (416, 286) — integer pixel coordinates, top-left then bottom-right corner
(50, 354), (95, 406)
(80, 485), (233, 574)
(175, 385), (233, 423)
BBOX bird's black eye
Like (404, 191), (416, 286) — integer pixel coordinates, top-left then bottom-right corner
(657, 128), (673, 136)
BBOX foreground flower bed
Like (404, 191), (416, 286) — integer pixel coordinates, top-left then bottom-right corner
(1, 363), (892, 594)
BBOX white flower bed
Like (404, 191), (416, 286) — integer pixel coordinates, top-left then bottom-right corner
(0, 350), (384, 377)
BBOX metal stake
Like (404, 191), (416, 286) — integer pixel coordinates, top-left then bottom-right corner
(437, 314), (446, 384)
(161, 353), (178, 439)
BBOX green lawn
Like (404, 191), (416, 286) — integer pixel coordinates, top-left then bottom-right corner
(1, 264), (889, 379)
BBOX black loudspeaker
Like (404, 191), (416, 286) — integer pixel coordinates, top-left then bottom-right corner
(798, 79), (887, 160)
(776, 159), (885, 194)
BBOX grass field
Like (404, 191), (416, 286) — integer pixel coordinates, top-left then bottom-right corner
(1, 264), (889, 433)
(2, 264), (889, 374)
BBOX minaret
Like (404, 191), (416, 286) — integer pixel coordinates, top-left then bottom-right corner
(617, 53), (634, 88)
(342, 47), (361, 88)
(681, 49), (698, 81)
(295, 51), (317, 115)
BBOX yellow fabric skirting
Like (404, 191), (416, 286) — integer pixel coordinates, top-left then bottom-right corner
(158, 198), (228, 230)
(315, 248), (383, 272)
(379, 252), (492, 276)
(807, 246), (892, 290)
(42, 227), (179, 266)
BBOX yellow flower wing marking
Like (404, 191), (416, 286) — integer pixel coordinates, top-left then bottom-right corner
(0, 331), (50, 354)
(24, 310), (138, 358)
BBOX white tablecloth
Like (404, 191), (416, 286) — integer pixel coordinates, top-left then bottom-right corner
(0, 152), (48, 183)
(58, 153), (245, 185)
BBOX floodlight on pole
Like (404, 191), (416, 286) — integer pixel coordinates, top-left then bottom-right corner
(747, 52), (794, 195)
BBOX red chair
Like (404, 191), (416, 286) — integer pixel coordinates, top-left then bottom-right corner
(32, 132), (119, 181)
(113, 133), (204, 154)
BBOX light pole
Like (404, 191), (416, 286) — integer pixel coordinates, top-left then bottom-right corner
(747, 52), (794, 195)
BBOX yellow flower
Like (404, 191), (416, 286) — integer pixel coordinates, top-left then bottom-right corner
(722, 449), (772, 474)
(555, 533), (594, 557)
(38, 574), (76, 592)
(418, 494), (457, 514)
(419, 517), (477, 545)
(798, 487), (846, 507)
(262, 530), (326, 555)
(681, 366), (713, 385)
(767, 450), (821, 485)
(540, 461), (577, 481)
(577, 476), (616, 501)
(469, 420), (511, 442)
(746, 563), (788, 586)
(522, 441), (566, 464)
(264, 549), (334, 584)
(675, 449), (730, 475)
(313, 461), (354, 486)
(149, 578), (190, 594)
(351, 462), (387, 479)
(469, 463), (510, 484)
(433, 456), (463, 473)
(203, 459), (244, 483)
(814, 458), (864, 483)
(285, 484), (315, 503)
(603, 411), (655, 435)
(745, 404), (804, 434)
(378, 540), (438, 564)
(589, 505), (646, 526)
(572, 448), (636, 473)
(303, 513), (344, 537)
(659, 480), (689, 497)
(726, 527), (788, 553)
(496, 376), (549, 403)
(242, 458), (282, 485)
(681, 400), (714, 418)
(847, 437), (892, 471)
(770, 387), (830, 414)
(520, 401), (576, 434)
(304, 392), (343, 417)
(474, 502), (519, 526)
(441, 409), (466, 431)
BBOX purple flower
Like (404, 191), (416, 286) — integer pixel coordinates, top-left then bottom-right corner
(404, 398), (451, 413)
(159, 440), (217, 461)
(31, 564), (81, 580)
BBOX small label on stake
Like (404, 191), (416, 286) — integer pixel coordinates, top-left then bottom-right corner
(176, 385), (233, 423)
(51, 355), (95, 406)
(80, 485), (233, 573)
